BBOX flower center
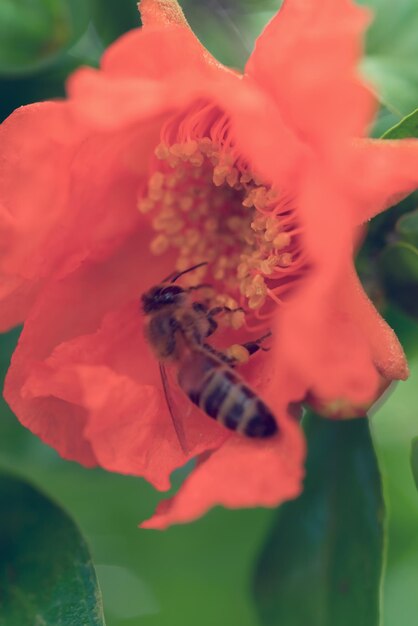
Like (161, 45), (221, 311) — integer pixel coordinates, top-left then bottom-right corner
(139, 103), (306, 329)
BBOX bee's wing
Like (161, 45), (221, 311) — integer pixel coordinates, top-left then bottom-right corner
(159, 362), (191, 455)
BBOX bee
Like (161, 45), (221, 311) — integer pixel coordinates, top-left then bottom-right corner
(141, 263), (278, 444)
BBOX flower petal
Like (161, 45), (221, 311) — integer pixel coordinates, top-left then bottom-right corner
(102, 26), (221, 81)
(266, 160), (381, 406)
(246, 0), (375, 148)
(0, 102), (87, 329)
(349, 139), (418, 223)
(141, 414), (305, 528)
(22, 360), (224, 491)
(0, 99), (158, 330)
(4, 226), (228, 486)
(101, 0), (225, 81)
(337, 266), (408, 381)
(4, 227), (165, 463)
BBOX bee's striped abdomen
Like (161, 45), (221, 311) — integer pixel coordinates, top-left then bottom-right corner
(178, 349), (278, 439)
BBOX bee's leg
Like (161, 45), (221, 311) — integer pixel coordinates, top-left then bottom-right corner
(202, 305), (244, 338)
(186, 283), (213, 293)
(241, 331), (272, 356)
(193, 304), (243, 339)
(202, 342), (236, 366)
(192, 302), (218, 338)
(207, 305), (244, 317)
(224, 332), (272, 366)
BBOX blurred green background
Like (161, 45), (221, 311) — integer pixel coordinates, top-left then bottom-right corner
(0, 1), (418, 625)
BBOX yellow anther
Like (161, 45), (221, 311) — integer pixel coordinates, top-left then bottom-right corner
(230, 311), (245, 330)
(182, 140), (198, 157)
(240, 276), (253, 296)
(190, 152), (204, 167)
(150, 234), (170, 255)
(149, 187), (164, 202)
(155, 206), (176, 221)
(251, 215), (267, 232)
(273, 232), (291, 249)
(253, 187), (268, 210)
(145, 136), (300, 315)
(154, 143), (170, 160)
(240, 171), (252, 184)
(242, 189), (257, 208)
(265, 226), (279, 242)
(216, 256), (228, 268)
(163, 191), (175, 206)
(199, 138), (214, 156)
(259, 256), (278, 275)
(213, 165), (229, 187)
(164, 218), (184, 234)
(175, 256), (191, 272)
(252, 274), (267, 295)
(266, 215), (278, 230)
(204, 218), (218, 232)
(237, 262), (249, 280)
(166, 171), (183, 188)
(137, 197), (155, 213)
(226, 344), (250, 363)
(278, 253), (293, 267)
(228, 296), (239, 309)
(169, 143), (184, 157)
(167, 154), (180, 168)
(179, 196), (193, 212)
(226, 167), (239, 187)
(149, 171), (165, 191)
(244, 231), (256, 245)
(266, 188), (279, 204)
(248, 294), (266, 309)
(184, 228), (200, 246)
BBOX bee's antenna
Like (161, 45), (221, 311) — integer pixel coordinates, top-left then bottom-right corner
(162, 262), (208, 284)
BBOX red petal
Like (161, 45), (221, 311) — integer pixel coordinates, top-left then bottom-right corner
(246, 0), (375, 149)
(23, 359), (225, 491)
(101, 26), (222, 81)
(4, 227), (164, 466)
(271, 163), (387, 406)
(142, 414), (305, 528)
(4, 227), (227, 486)
(337, 266), (408, 381)
(0, 100), (156, 330)
(0, 102), (87, 329)
(349, 139), (418, 223)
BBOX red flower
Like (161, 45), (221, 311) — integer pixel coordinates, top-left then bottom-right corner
(1, 0), (418, 528)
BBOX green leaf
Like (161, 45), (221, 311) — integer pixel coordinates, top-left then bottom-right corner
(411, 438), (418, 492)
(90, 0), (140, 46)
(358, 0), (418, 115)
(379, 241), (418, 317)
(0, 0), (90, 77)
(253, 413), (384, 626)
(0, 472), (105, 626)
(396, 209), (418, 247)
(382, 108), (418, 139)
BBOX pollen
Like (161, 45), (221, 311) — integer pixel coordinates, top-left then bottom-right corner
(139, 103), (305, 325)
(225, 344), (250, 364)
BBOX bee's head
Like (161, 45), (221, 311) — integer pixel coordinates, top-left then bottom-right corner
(141, 284), (186, 314)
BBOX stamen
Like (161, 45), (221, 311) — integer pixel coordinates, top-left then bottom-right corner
(139, 102), (306, 327)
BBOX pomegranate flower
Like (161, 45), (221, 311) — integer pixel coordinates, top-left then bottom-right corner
(1, 0), (418, 529)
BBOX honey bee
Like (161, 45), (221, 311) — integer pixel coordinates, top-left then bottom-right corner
(141, 263), (278, 444)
